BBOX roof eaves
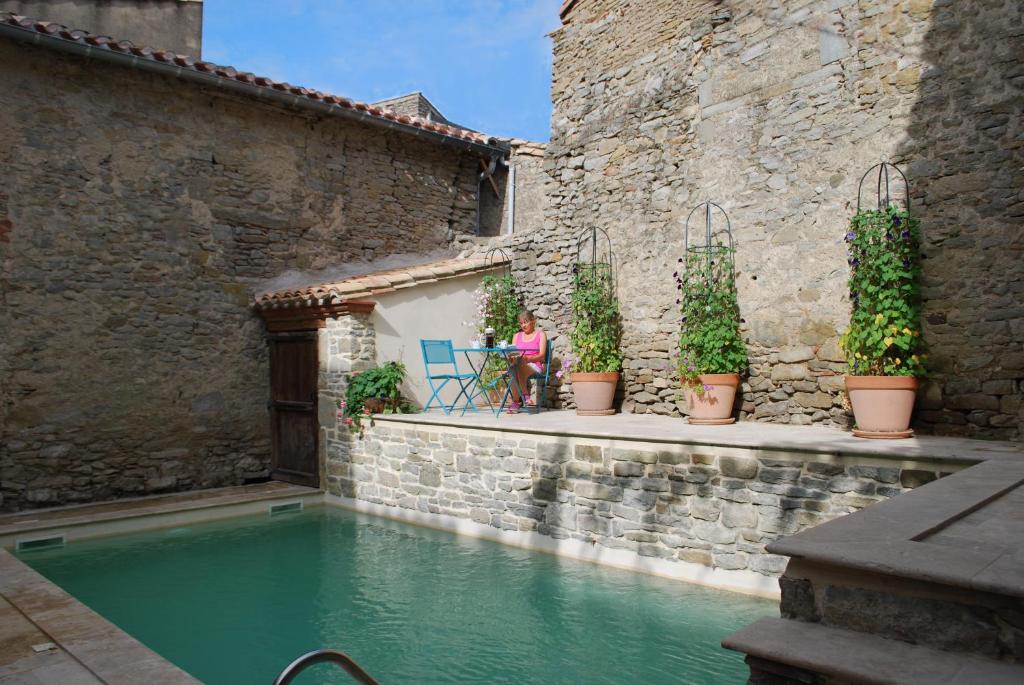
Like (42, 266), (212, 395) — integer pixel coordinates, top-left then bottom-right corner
(253, 255), (510, 309)
(0, 13), (508, 157)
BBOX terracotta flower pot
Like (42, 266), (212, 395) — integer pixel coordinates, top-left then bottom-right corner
(685, 373), (739, 425)
(571, 372), (619, 416)
(845, 375), (919, 439)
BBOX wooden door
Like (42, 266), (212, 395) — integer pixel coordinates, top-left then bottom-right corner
(268, 332), (319, 487)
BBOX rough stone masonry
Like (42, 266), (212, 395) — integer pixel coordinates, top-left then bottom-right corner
(0, 37), (488, 511)
(498, 0), (1022, 438)
(331, 419), (955, 580)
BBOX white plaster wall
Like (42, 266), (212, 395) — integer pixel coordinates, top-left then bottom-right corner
(371, 273), (488, 408)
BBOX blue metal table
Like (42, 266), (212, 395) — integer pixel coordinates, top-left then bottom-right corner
(452, 346), (524, 416)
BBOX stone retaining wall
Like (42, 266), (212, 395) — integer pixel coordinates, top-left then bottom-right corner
(328, 419), (955, 583)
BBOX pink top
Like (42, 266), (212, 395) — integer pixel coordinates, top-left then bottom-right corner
(513, 330), (545, 368)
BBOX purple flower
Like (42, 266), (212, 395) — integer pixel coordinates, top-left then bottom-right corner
(902, 258), (911, 269)
(901, 230), (910, 239)
(849, 258), (860, 266)
(885, 233), (893, 241)
(703, 384), (713, 392)
(892, 215), (902, 227)
(845, 231), (856, 241)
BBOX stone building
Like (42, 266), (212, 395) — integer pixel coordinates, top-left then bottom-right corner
(1, 0), (1020, 514)
(372, 92), (453, 126)
(499, 0), (1022, 439)
(0, 12), (517, 510)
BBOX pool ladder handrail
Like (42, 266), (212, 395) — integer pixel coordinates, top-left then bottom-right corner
(273, 648), (381, 685)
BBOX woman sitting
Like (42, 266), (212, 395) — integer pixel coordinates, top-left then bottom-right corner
(509, 309), (547, 413)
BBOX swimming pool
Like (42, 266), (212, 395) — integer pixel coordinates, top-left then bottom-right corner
(18, 507), (775, 684)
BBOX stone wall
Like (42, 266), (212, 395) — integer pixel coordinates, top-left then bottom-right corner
(3, 0), (204, 56)
(501, 0), (1022, 438)
(319, 313), (376, 493)
(0, 40), (485, 510)
(328, 418), (952, 583)
(500, 139), (548, 237)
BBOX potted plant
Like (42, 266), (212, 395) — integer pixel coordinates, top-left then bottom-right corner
(840, 201), (925, 438)
(338, 361), (408, 437)
(676, 247), (746, 424)
(561, 258), (622, 415)
(466, 274), (521, 403)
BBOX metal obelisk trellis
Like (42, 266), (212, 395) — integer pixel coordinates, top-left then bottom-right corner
(682, 201), (734, 278)
(483, 245), (521, 306)
(857, 160), (910, 212)
(573, 226), (615, 288)
(484, 246), (514, 281)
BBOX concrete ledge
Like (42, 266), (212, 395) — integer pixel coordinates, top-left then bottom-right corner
(377, 411), (1020, 465)
(324, 493), (781, 598)
(768, 459), (1024, 598)
(723, 617), (1024, 684)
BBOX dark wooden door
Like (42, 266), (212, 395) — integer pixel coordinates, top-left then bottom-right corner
(268, 332), (319, 487)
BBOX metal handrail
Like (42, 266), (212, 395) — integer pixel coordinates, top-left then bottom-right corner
(273, 649), (381, 685)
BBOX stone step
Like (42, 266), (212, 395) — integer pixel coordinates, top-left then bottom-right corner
(723, 617), (1024, 685)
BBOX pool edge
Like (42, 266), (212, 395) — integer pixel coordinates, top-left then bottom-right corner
(324, 493), (782, 599)
(0, 548), (200, 684)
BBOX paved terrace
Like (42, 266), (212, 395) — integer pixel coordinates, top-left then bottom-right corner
(397, 410), (1023, 464)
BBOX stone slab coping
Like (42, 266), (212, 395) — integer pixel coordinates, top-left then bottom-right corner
(376, 411), (1023, 465)
(0, 549), (199, 684)
(0, 481), (320, 541)
(723, 617), (1024, 684)
(768, 458), (1024, 598)
(0, 483), (322, 684)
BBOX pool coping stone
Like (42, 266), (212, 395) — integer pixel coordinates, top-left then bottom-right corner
(723, 617), (1024, 684)
(378, 410), (1022, 465)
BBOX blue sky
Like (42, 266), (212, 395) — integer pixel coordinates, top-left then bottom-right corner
(203, 1), (561, 141)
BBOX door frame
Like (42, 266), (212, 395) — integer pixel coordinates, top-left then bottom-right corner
(267, 331), (319, 488)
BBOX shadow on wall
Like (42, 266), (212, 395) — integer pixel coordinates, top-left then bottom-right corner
(898, 0), (1023, 438)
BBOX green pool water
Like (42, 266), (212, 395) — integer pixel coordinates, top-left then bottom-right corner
(18, 507), (775, 684)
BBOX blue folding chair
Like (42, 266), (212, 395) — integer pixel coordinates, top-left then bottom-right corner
(421, 340), (478, 415)
(523, 339), (554, 414)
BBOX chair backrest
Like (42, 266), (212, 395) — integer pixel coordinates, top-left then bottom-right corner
(421, 339), (457, 373)
(531, 339), (554, 382)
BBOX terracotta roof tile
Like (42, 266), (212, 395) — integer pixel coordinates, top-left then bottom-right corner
(254, 254), (510, 309)
(1, 12), (496, 148)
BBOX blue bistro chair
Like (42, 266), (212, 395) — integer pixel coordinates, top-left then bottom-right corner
(420, 340), (477, 415)
(523, 338), (554, 414)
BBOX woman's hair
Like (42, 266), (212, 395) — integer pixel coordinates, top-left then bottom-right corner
(518, 309), (536, 322)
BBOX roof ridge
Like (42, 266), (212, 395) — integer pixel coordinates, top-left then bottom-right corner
(0, 12), (494, 147)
